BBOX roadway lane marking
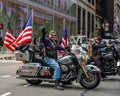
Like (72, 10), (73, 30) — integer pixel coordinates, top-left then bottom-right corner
(23, 84), (31, 87)
(1, 92), (11, 96)
(1, 75), (12, 78)
(117, 61), (120, 66)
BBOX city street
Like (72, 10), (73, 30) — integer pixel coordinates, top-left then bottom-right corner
(0, 0), (120, 96)
(0, 60), (120, 96)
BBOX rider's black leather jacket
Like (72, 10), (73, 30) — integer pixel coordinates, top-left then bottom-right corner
(92, 41), (107, 57)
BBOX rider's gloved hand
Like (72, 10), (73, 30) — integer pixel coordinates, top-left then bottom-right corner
(65, 45), (71, 52)
(65, 46), (68, 49)
(42, 28), (47, 37)
(107, 43), (113, 47)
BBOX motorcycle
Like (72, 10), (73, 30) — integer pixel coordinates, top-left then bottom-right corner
(100, 41), (120, 76)
(15, 44), (101, 89)
(89, 42), (120, 76)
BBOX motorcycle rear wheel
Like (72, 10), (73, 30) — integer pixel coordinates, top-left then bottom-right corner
(80, 72), (101, 89)
(26, 80), (42, 85)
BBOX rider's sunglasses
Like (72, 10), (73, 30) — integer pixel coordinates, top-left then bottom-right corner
(50, 33), (56, 37)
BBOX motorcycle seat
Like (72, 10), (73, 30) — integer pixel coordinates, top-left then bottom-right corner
(32, 58), (48, 66)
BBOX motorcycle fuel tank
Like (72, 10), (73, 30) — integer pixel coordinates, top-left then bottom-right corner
(58, 55), (74, 65)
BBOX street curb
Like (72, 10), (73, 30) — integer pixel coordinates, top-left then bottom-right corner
(0, 60), (22, 63)
(0, 54), (15, 60)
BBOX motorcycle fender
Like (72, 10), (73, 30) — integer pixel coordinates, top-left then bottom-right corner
(76, 65), (100, 82)
(84, 65), (101, 73)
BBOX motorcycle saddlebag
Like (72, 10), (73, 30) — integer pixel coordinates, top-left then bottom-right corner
(16, 63), (42, 77)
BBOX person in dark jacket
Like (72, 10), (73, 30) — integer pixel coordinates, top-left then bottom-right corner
(41, 28), (65, 90)
(92, 36), (111, 78)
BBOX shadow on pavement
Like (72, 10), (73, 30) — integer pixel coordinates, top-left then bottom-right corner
(102, 76), (120, 82)
(25, 82), (91, 91)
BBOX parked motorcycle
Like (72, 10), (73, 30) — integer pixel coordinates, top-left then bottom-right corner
(15, 44), (101, 89)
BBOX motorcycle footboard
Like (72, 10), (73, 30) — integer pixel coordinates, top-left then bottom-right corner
(16, 76), (54, 82)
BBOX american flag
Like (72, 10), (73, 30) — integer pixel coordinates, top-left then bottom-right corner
(4, 30), (17, 51)
(4, 11), (32, 51)
(13, 12), (32, 46)
(59, 24), (69, 56)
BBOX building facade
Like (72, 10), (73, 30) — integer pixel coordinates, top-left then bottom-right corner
(77, 0), (96, 38)
(1, 0), (98, 39)
(75, 0), (120, 39)
(95, 0), (102, 37)
(113, 0), (120, 38)
(101, 0), (114, 39)
(0, 0), (119, 39)
(0, 0), (77, 39)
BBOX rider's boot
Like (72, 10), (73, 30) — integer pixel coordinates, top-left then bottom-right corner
(55, 80), (64, 90)
(100, 67), (107, 79)
(62, 81), (73, 85)
(101, 72), (107, 78)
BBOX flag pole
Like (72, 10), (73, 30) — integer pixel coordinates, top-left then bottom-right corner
(76, 0), (78, 34)
(52, 0), (55, 30)
(63, 19), (65, 37)
(31, 9), (34, 42)
(63, 19), (65, 30)
(68, 0), (70, 35)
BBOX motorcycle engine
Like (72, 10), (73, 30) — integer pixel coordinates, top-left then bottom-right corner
(61, 64), (75, 73)
(61, 65), (68, 72)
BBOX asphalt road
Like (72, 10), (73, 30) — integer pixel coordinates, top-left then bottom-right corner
(0, 60), (120, 96)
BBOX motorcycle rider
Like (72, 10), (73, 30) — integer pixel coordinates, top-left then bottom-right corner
(41, 28), (65, 90)
(92, 36), (111, 78)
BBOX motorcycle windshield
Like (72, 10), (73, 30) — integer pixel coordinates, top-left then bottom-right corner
(71, 45), (85, 60)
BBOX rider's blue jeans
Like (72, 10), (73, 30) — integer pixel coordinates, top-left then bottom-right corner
(44, 57), (61, 80)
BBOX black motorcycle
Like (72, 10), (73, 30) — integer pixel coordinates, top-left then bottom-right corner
(101, 41), (120, 76)
(15, 44), (101, 89)
(90, 43), (120, 76)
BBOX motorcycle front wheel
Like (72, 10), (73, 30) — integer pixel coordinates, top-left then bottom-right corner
(80, 72), (101, 89)
(26, 80), (42, 85)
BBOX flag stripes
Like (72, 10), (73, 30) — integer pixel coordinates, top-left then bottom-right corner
(59, 24), (69, 56)
(4, 30), (17, 51)
(4, 11), (33, 52)
(14, 27), (32, 45)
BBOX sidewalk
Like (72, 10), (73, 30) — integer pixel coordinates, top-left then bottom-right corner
(0, 59), (22, 63)
(0, 54), (15, 60)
